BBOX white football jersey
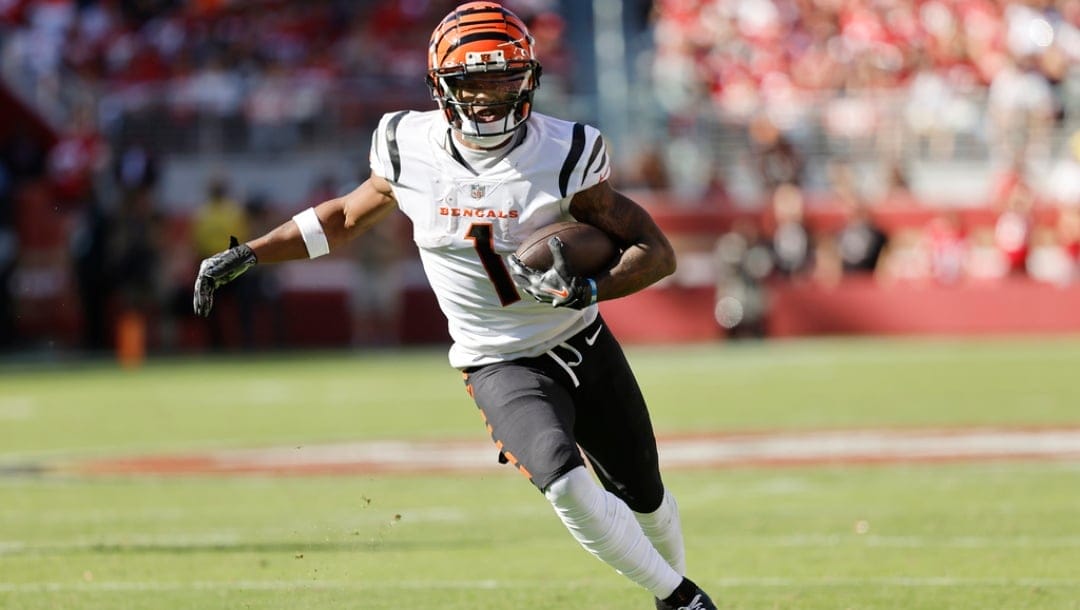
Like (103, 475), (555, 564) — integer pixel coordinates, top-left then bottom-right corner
(369, 110), (612, 369)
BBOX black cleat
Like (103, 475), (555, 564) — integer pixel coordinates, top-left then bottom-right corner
(654, 577), (716, 610)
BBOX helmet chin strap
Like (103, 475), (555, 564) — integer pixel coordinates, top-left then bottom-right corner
(458, 131), (515, 149)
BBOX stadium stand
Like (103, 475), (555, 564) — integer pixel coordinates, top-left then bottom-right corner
(2, 0), (1080, 352)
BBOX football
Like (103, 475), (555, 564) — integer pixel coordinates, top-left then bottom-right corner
(514, 221), (619, 277)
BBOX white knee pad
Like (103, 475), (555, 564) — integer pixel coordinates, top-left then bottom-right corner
(544, 466), (603, 516)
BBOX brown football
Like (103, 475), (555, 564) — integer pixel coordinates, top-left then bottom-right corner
(514, 221), (619, 277)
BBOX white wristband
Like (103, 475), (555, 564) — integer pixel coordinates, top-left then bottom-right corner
(292, 207), (330, 259)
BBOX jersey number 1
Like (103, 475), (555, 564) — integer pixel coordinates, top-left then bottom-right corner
(466, 223), (521, 306)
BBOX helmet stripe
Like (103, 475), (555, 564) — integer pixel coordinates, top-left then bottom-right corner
(432, 19), (527, 53)
(437, 7), (517, 33)
(443, 31), (522, 57)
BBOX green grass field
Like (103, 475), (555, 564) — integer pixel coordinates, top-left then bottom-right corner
(2, 336), (1080, 609)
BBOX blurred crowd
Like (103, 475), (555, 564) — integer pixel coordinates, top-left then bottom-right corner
(4, 0), (1080, 352)
(637, 0), (1080, 334)
(0, 120), (410, 352)
(0, 0), (570, 153)
(643, 0), (1080, 196)
(0, 0), (566, 352)
(712, 142), (1080, 336)
(654, 0), (1080, 140)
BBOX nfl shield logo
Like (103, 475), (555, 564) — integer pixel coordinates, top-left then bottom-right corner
(470, 184), (486, 199)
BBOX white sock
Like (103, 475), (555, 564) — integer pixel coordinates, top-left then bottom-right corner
(634, 490), (687, 575)
(544, 467), (683, 599)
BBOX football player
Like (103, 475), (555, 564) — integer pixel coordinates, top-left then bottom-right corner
(193, 3), (715, 608)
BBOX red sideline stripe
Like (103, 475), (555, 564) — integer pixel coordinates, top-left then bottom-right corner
(57, 427), (1080, 477)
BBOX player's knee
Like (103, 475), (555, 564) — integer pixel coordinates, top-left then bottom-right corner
(543, 466), (600, 515)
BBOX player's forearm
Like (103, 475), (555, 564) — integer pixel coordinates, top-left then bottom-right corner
(587, 190), (677, 301)
(595, 236), (676, 301)
(247, 199), (350, 263)
(247, 177), (398, 264)
(567, 183), (677, 301)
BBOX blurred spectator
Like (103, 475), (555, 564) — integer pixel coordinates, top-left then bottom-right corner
(837, 202), (888, 275)
(989, 159), (1036, 275)
(238, 193), (283, 349)
(0, 188), (16, 348)
(192, 175), (247, 259)
(821, 87), (881, 159)
(1045, 129), (1080, 207)
(1026, 205), (1080, 286)
(525, 10), (572, 114)
(986, 54), (1056, 162)
(306, 172), (342, 205)
(69, 195), (114, 351)
(177, 55), (245, 152)
(1026, 223), (1075, 285)
(713, 217), (772, 339)
(880, 213), (974, 286)
(878, 158), (917, 206)
(1, 128), (48, 184)
(319, 169), (402, 346)
(1057, 206), (1080, 262)
(650, 30), (705, 122)
(113, 140), (159, 198)
(877, 227), (932, 284)
(903, 51), (981, 160)
(748, 112), (805, 195)
(812, 232), (844, 288)
(827, 159), (888, 274)
(926, 212), (968, 285)
(245, 58), (303, 155)
(47, 104), (109, 209)
(348, 212), (404, 346)
(768, 183), (814, 278)
(622, 145), (671, 191)
(191, 174), (248, 349)
(965, 225), (1011, 281)
(109, 187), (162, 314)
(0, 126), (48, 349)
(662, 128), (720, 203)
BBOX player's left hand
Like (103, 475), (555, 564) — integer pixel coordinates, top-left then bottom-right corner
(193, 236), (257, 317)
(508, 237), (595, 309)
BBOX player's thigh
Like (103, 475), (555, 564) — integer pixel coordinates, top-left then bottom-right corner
(465, 361), (584, 491)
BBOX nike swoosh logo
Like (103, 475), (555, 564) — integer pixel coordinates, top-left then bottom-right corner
(585, 324), (603, 346)
(545, 288), (570, 299)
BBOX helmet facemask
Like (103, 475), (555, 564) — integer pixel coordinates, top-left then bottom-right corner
(435, 61), (539, 141)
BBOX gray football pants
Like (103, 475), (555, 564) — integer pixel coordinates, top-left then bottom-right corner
(462, 316), (665, 513)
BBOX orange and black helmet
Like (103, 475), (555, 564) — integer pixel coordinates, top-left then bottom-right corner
(427, 2), (542, 139)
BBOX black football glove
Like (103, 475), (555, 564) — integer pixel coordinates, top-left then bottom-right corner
(193, 236), (257, 317)
(508, 236), (596, 309)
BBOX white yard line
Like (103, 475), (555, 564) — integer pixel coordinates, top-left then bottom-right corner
(59, 427), (1080, 476)
(5, 534), (1080, 557)
(2, 577), (1080, 593)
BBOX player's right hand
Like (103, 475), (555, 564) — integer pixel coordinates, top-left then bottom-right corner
(508, 237), (595, 309)
(193, 236), (257, 317)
